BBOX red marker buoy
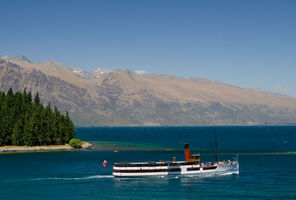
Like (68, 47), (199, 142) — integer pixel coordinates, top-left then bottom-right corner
(103, 160), (108, 167)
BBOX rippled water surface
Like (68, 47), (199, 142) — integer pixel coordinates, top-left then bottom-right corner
(0, 126), (296, 200)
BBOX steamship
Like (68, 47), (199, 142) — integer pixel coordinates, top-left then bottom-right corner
(112, 144), (239, 177)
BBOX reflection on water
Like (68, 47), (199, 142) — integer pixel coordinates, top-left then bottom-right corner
(90, 140), (296, 155)
(77, 126), (296, 154)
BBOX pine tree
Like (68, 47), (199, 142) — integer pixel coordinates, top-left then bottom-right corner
(7, 88), (13, 98)
(23, 113), (33, 146)
(0, 91), (5, 145)
(25, 91), (32, 104)
(64, 111), (75, 143)
(12, 119), (22, 145)
(44, 103), (53, 145)
(52, 107), (61, 145)
(22, 88), (27, 97)
(38, 106), (51, 145)
(30, 107), (42, 146)
(2, 93), (13, 145)
(34, 92), (40, 106)
(58, 115), (66, 144)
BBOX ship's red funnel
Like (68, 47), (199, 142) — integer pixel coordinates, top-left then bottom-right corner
(184, 144), (191, 161)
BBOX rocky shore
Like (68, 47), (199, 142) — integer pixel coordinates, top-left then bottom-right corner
(0, 141), (92, 153)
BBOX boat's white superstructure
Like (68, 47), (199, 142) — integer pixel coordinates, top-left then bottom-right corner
(112, 144), (239, 177)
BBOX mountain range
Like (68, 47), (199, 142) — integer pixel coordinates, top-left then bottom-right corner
(1, 56), (296, 126)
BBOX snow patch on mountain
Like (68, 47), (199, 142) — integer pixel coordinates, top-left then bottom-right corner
(70, 66), (113, 79)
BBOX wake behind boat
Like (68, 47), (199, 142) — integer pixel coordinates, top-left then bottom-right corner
(112, 144), (239, 177)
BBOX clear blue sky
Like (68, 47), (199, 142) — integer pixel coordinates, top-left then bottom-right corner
(1, 0), (296, 97)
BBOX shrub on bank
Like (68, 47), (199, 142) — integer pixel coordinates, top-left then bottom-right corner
(69, 138), (82, 148)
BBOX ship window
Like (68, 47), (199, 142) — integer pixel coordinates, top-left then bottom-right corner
(203, 166), (217, 170)
(187, 167), (200, 171)
(168, 168), (181, 172)
(113, 168), (181, 173)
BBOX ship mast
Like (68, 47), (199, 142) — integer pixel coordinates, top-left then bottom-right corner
(214, 133), (218, 162)
(209, 132), (219, 162)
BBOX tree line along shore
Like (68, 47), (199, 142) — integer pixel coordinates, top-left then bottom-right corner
(0, 88), (76, 148)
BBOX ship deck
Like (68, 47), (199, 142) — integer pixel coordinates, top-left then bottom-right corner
(113, 161), (200, 167)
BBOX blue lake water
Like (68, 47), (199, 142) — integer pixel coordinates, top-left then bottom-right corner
(0, 126), (296, 200)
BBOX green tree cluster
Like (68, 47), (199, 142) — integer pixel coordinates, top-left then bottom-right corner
(0, 88), (75, 146)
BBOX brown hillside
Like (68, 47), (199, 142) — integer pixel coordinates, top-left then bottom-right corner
(1, 58), (296, 126)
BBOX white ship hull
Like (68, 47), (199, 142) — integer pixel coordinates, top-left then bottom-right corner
(112, 144), (239, 177)
(113, 161), (239, 177)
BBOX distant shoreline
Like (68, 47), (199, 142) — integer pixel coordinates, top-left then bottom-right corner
(0, 141), (92, 153)
(75, 124), (296, 128)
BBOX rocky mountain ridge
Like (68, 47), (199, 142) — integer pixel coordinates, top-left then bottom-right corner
(1, 56), (296, 126)
(0, 56), (30, 65)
